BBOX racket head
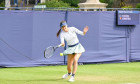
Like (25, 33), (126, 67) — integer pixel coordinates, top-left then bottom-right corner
(44, 46), (55, 58)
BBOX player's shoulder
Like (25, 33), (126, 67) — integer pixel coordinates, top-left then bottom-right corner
(68, 26), (77, 30)
(68, 26), (76, 29)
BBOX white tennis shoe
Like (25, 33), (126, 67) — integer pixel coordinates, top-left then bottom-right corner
(68, 76), (75, 82)
(62, 73), (71, 79)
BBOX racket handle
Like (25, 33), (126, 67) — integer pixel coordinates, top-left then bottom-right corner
(57, 44), (62, 47)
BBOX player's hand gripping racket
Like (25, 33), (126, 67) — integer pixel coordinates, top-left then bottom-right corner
(44, 44), (62, 58)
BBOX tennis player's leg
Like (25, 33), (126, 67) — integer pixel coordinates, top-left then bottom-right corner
(73, 53), (82, 74)
(69, 53), (82, 82)
(62, 54), (74, 79)
(67, 54), (74, 73)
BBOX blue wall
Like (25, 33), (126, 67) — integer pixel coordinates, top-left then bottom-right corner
(0, 10), (140, 67)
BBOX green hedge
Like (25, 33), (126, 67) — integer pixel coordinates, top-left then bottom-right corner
(38, 0), (71, 8)
(122, 6), (133, 8)
(61, 0), (80, 7)
(99, 0), (113, 8)
(136, 3), (140, 8)
(0, 0), (5, 10)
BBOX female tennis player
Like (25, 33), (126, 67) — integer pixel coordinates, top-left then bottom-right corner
(57, 21), (88, 82)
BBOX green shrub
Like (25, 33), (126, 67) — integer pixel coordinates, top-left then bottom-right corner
(122, 6), (133, 8)
(100, 0), (114, 8)
(61, 0), (80, 7)
(0, 0), (5, 10)
(38, 0), (71, 8)
(136, 3), (140, 8)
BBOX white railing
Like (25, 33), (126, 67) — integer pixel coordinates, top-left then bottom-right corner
(0, 7), (140, 11)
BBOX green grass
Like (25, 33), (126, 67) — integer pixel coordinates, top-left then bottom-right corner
(0, 62), (140, 84)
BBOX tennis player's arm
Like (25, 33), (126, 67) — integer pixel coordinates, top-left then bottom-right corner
(73, 26), (88, 35)
(61, 43), (65, 47)
(60, 34), (65, 47)
(83, 26), (89, 35)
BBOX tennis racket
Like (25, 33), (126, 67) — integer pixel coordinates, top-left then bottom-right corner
(44, 44), (62, 58)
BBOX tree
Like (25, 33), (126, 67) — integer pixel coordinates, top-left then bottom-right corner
(0, 0), (4, 7)
(120, 0), (125, 8)
(61, 0), (80, 7)
(99, 0), (114, 8)
(0, 0), (5, 10)
(122, 6), (132, 8)
(38, 0), (71, 8)
(136, 3), (140, 8)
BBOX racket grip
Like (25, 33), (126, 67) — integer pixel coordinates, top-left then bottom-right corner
(58, 44), (62, 47)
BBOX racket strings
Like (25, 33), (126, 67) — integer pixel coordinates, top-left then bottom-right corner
(45, 47), (55, 58)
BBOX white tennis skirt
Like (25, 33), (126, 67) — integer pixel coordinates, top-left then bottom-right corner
(63, 43), (85, 55)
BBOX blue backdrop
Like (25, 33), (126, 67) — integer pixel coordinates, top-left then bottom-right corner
(0, 10), (140, 67)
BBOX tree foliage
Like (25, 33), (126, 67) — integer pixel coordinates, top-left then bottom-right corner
(60, 0), (80, 7)
(99, 0), (114, 8)
(122, 6), (132, 8)
(38, 0), (71, 8)
(136, 3), (140, 8)
(0, 0), (4, 10)
(0, 0), (5, 7)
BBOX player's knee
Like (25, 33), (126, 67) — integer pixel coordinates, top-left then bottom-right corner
(74, 60), (78, 64)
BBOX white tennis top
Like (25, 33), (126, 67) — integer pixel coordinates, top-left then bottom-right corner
(60, 27), (84, 45)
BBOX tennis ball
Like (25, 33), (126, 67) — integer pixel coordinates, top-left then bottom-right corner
(60, 53), (63, 56)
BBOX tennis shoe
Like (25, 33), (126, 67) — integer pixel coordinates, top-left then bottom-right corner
(62, 73), (71, 79)
(68, 76), (75, 82)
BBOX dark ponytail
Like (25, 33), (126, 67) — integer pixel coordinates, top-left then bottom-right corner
(57, 29), (61, 37)
(56, 20), (66, 37)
